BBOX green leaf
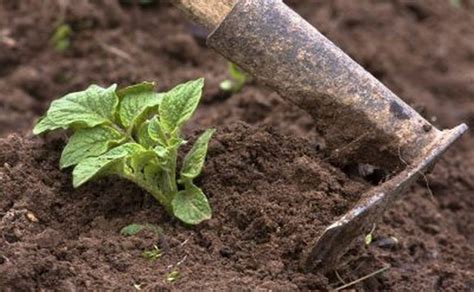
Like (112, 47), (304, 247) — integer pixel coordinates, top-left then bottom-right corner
(153, 145), (168, 159)
(142, 245), (162, 260)
(148, 116), (167, 146)
(159, 78), (204, 133)
(51, 24), (72, 53)
(120, 223), (162, 236)
(136, 120), (156, 149)
(127, 150), (158, 177)
(33, 116), (61, 133)
(364, 233), (373, 245)
(33, 84), (119, 134)
(144, 163), (163, 188)
(228, 62), (246, 82)
(172, 182), (211, 225)
(72, 143), (143, 187)
(117, 82), (163, 128)
(181, 129), (215, 180)
(117, 81), (154, 99)
(60, 125), (123, 169)
(125, 151), (167, 204)
(168, 136), (186, 149)
(120, 224), (145, 236)
(165, 271), (180, 283)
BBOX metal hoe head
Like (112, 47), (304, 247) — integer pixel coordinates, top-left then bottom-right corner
(301, 124), (466, 272)
(205, 0), (469, 273)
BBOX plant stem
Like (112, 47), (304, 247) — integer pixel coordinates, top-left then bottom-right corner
(169, 147), (178, 192)
(122, 173), (173, 214)
(161, 147), (178, 202)
(160, 131), (180, 202)
(108, 123), (137, 144)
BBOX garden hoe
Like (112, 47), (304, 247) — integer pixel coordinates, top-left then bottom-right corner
(172, 0), (468, 273)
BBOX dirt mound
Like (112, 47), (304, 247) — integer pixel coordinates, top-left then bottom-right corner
(0, 123), (368, 290)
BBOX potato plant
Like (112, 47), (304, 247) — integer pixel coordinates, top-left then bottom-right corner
(34, 78), (214, 224)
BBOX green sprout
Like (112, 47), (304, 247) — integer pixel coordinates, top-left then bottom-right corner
(142, 245), (162, 260)
(364, 224), (376, 246)
(120, 223), (162, 236)
(33, 79), (215, 225)
(219, 62), (248, 93)
(51, 24), (72, 52)
(165, 271), (180, 283)
(449, 0), (462, 8)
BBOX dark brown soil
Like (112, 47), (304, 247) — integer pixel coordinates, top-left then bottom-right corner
(0, 0), (473, 290)
(0, 123), (369, 290)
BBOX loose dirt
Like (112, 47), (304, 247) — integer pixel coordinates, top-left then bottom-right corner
(0, 0), (473, 290)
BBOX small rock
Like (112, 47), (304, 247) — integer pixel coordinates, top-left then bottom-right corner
(376, 236), (399, 248)
(26, 211), (39, 222)
(219, 246), (235, 258)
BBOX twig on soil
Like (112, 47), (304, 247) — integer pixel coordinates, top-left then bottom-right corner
(333, 265), (390, 291)
(176, 255), (188, 266)
(166, 255), (188, 270)
(96, 38), (134, 63)
(180, 238), (190, 246)
(334, 270), (347, 285)
(0, 255), (10, 263)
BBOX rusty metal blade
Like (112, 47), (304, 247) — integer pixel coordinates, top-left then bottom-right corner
(302, 123), (468, 272)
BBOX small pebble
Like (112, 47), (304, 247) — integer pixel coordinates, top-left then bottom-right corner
(376, 236), (399, 248)
(219, 246), (235, 258)
(26, 211), (39, 222)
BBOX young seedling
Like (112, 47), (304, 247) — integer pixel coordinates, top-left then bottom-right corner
(120, 223), (162, 236)
(51, 24), (72, 53)
(219, 62), (248, 93)
(33, 78), (215, 225)
(142, 245), (162, 260)
(165, 270), (180, 283)
(449, 0), (462, 8)
(364, 224), (376, 246)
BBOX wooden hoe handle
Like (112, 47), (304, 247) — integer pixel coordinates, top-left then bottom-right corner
(172, 0), (236, 30)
